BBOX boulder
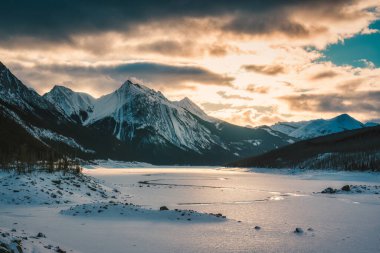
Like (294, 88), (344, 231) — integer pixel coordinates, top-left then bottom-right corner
(321, 187), (337, 194)
(0, 246), (10, 253)
(36, 232), (46, 238)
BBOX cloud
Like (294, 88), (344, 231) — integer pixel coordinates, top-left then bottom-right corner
(337, 78), (364, 91)
(137, 40), (197, 57)
(223, 15), (325, 38)
(242, 64), (285, 75)
(0, 0), (377, 48)
(1, 0), (379, 128)
(358, 59), (376, 69)
(221, 106), (280, 126)
(136, 40), (233, 57)
(201, 102), (233, 112)
(8, 61), (233, 95)
(246, 84), (269, 94)
(280, 91), (380, 114)
(106, 62), (233, 86)
(310, 70), (339, 80)
(217, 91), (252, 100)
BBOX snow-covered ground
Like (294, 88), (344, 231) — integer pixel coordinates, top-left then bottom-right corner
(84, 159), (155, 169)
(1, 167), (380, 253)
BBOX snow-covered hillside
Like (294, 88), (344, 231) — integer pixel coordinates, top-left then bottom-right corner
(85, 81), (223, 152)
(271, 114), (366, 140)
(44, 85), (95, 123)
(0, 62), (55, 113)
(173, 97), (216, 123)
(0, 63), (97, 154)
(270, 121), (310, 135)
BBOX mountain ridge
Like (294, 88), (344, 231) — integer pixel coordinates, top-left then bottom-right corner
(270, 114), (367, 140)
(1, 61), (295, 165)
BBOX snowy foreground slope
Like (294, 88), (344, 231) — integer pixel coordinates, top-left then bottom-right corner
(1, 167), (380, 253)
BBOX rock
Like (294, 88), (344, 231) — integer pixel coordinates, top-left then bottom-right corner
(294, 227), (304, 234)
(0, 246), (11, 253)
(16, 245), (23, 253)
(51, 180), (61, 185)
(159, 206), (169, 211)
(307, 227), (314, 231)
(321, 187), (337, 194)
(341, 185), (351, 191)
(254, 226), (261, 230)
(55, 246), (66, 253)
(36, 232), (46, 238)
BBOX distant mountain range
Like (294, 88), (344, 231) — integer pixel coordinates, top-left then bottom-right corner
(0, 61), (295, 165)
(1, 61), (378, 167)
(227, 125), (380, 171)
(270, 114), (377, 140)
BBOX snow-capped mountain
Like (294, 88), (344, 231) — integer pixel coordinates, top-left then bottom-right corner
(270, 114), (365, 140)
(82, 81), (222, 153)
(364, 122), (379, 127)
(0, 62), (130, 160)
(0, 61), (297, 165)
(44, 85), (95, 123)
(0, 62), (85, 154)
(173, 97), (216, 123)
(0, 62), (57, 113)
(270, 121), (310, 135)
(44, 79), (295, 164)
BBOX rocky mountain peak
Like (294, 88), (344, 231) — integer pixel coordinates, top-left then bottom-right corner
(0, 61), (6, 71)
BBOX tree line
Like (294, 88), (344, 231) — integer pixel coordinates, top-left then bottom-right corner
(0, 143), (82, 174)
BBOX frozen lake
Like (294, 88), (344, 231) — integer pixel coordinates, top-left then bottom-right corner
(1, 167), (380, 253)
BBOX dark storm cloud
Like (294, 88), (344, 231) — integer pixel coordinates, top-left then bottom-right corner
(280, 91), (380, 113)
(12, 62), (233, 87)
(242, 64), (285, 75)
(0, 0), (357, 42)
(223, 16), (324, 38)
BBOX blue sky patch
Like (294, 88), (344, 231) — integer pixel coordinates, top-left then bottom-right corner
(322, 20), (380, 68)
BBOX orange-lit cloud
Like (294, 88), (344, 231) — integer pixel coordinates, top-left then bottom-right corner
(0, 0), (379, 126)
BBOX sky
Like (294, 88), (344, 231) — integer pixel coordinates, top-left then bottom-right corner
(1, 0), (380, 126)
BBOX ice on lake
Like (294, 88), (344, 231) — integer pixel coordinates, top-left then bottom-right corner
(1, 166), (380, 253)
